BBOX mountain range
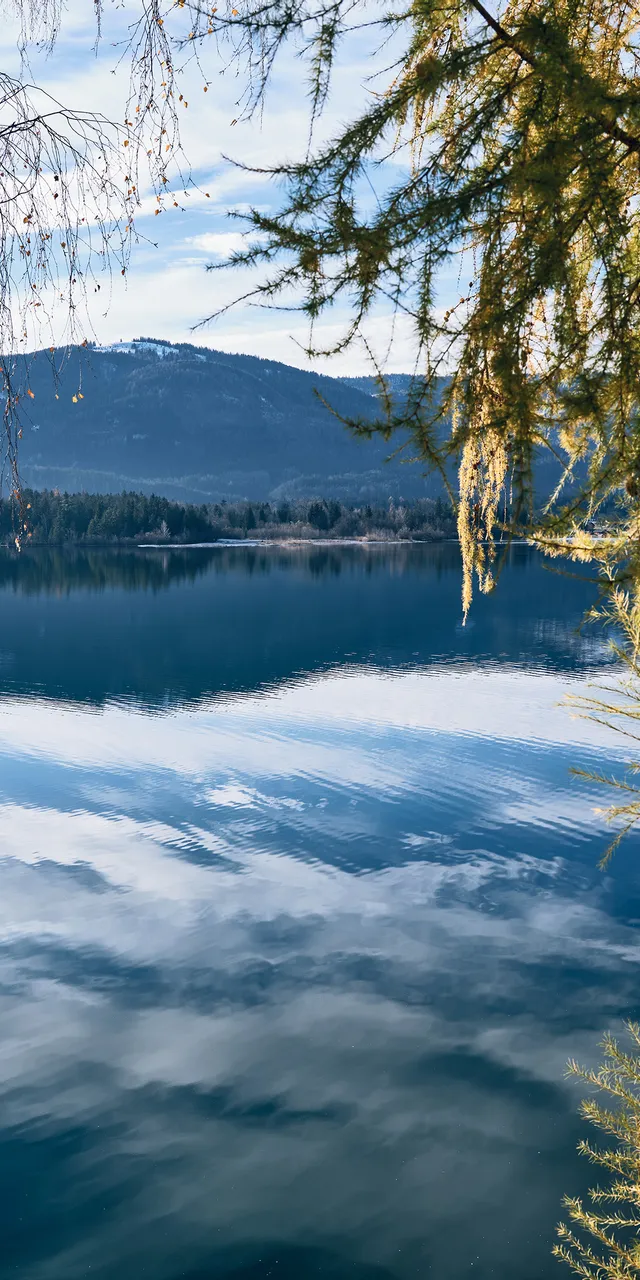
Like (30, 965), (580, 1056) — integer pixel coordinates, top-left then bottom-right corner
(9, 339), (435, 504)
(6, 338), (578, 505)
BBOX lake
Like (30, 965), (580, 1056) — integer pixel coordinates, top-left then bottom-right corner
(0, 542), (638, 1280)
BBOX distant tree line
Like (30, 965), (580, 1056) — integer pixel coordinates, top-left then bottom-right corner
(0, 490), (457, 546)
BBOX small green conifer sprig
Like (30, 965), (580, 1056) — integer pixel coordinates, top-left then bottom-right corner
(555, 1025), (640, 1279)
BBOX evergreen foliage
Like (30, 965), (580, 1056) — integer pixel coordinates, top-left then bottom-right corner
(556, 1025), (640, 1279)
(205, 0), (640, 617)
(0, 489), (456, 545)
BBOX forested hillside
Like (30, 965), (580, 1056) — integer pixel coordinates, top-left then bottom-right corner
(339, 374), (416, 397)
(5, 340), (584, 508)
(8, 339), (430, 503)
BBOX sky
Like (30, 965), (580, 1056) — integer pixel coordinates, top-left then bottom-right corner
(0, 0), (437, 376)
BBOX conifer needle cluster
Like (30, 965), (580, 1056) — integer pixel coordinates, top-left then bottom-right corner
(199, 0), (640, 620)
(556, 1025), (640, 1280)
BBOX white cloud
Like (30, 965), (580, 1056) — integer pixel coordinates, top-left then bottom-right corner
(185, 230), (253, 256)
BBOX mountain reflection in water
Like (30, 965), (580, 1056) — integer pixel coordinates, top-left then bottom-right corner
(0, 542), (607, 705)
(0, 543), (636, 1280)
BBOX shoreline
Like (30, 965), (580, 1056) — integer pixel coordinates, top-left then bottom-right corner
(137, 537), (435, 549)
(0, 537), (521, 551)
(1, 536), (447, 551)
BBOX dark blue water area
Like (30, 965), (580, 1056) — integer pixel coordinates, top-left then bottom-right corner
(0, 543), (638, 1280)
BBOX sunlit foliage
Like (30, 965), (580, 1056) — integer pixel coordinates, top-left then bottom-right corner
(556, 1024), (640, 1280)
(193, 0), (640, 618)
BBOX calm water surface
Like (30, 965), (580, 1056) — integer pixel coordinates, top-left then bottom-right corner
(0, 543), (638, 1280)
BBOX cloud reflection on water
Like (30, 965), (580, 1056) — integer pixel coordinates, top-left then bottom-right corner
(0, 677), (638, 1279)
(0, 548), (638, 1280)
